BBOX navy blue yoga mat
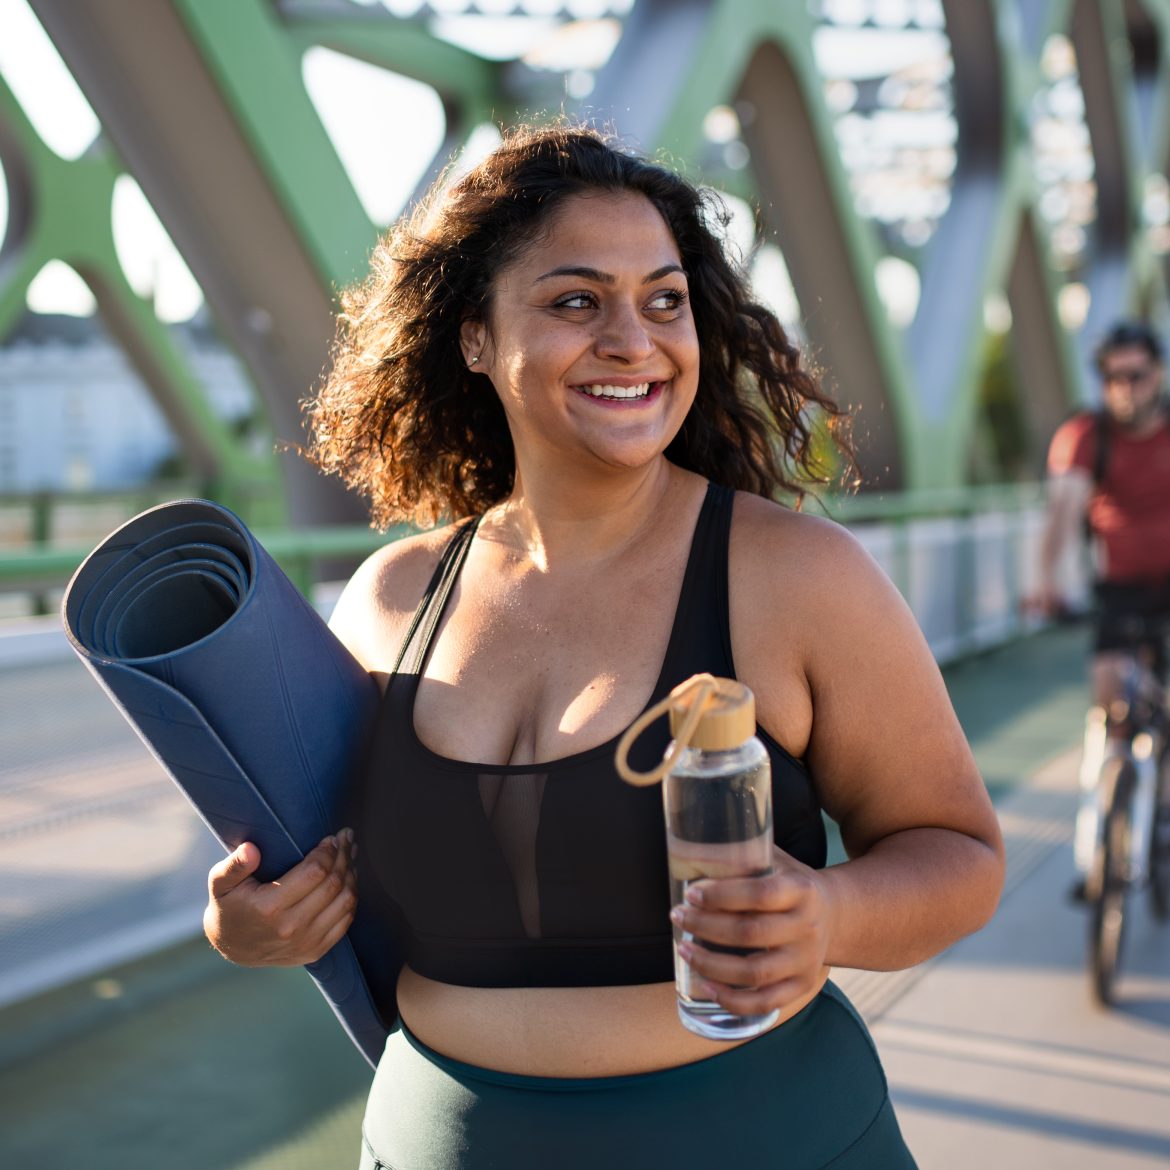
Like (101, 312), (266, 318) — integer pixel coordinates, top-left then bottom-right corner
(62, 499), (396, 1067)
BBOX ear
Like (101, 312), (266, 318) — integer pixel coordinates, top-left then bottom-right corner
(460, 317), (489, 369)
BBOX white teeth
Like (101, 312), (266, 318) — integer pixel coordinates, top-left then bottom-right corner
(580, 382), (652, 400)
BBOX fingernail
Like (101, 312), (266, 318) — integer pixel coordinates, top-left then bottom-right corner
(669, 906), (685, 926)
(677, 941), (694, 961)
(684, 886), (704, 906)
(699, 981), (718, 999)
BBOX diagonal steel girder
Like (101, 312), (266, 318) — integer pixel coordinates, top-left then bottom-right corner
(0, 70), (273, 507)
(25, 0), (372, 526)
(1070, 0), (1144, 367)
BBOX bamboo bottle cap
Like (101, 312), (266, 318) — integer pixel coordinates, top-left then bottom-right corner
(668, 678), (754, 751)
(615, 673), (756, 786)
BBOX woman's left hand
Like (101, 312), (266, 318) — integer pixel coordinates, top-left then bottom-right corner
(669, 846), (836, 1016)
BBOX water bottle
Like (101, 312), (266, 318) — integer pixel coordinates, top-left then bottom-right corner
(616, 673), (779, 1041)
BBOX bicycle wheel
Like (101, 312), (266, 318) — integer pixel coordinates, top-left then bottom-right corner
(1150, 755), (1170, 921)
(1089, 756), (1135, 1006)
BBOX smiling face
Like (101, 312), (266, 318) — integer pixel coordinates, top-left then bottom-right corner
(460, 190), (700, 481)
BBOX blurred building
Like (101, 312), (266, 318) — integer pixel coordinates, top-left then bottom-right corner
(0, 312), (255, 492)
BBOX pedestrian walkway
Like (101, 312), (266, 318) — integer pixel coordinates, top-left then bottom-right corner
(842, 746), (1170, 1168)
(835, 623), (1170, 1167)
(0, 648), (221, 1010)
(0, 622), (1166, 1168)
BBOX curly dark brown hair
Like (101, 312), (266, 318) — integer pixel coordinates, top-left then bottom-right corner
(305, 122), (854, 528)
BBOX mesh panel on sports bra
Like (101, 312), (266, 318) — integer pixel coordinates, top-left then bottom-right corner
(477, 771), (548, 938)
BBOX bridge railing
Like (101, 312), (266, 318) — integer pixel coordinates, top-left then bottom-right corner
(820, 482), (1079, 664)
(0, 487), (394, 616)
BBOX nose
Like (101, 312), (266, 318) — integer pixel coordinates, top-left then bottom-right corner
(595, 302), (655, 363)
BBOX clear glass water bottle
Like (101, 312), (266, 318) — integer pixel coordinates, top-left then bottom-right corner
(662, 678), (778, 1040)
(615, 673), (779, 1042)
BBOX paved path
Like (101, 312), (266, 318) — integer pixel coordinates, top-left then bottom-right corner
(841, 747), (1170, 1169)
(0, 623), (1167, 1168)
(0, 651), (221, 1008)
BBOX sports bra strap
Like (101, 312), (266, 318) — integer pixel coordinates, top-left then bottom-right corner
(390, 516), (481, 677)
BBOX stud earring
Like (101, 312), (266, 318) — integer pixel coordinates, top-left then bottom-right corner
(469, 355), (480, 367)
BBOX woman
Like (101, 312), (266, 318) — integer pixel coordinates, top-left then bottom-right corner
(203, 124), (1004, 1168)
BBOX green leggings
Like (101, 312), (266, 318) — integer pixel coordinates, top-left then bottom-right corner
(358, 981), (917, 1169)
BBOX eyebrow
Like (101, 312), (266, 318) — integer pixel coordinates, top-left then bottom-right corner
(534, 264), (686, 285)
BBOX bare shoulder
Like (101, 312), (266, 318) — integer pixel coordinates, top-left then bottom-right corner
(731, 491), (992, 849)
(725, 493), (909, 761)
(729, 491), (898, 629)
(328, 522), (460, 672)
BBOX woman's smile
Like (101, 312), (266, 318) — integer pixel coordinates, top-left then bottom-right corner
(571, 379), (668, 406)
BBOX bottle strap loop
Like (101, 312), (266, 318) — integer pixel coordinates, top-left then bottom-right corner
(615, 673), (719, 787)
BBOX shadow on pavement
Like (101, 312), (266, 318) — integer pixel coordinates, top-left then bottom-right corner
(893, 1086), (1170, 1161)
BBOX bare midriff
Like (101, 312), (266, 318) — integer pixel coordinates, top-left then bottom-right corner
(396, 965), (830, 1077)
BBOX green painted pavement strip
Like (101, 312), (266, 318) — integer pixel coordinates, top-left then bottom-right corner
(0, 940), (371, 1170)
(943, 622), (1089, 799)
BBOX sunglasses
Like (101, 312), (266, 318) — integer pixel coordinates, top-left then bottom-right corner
(1101, 367), (1157, 386)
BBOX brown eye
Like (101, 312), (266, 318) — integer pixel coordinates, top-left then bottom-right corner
(554, 292), (596, 310)
(647, 289), (688, 312)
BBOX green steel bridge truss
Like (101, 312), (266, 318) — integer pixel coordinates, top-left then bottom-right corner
(2, 0), (1170, 524)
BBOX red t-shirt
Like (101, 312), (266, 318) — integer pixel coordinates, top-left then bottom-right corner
(1048, 412), (1170, 582)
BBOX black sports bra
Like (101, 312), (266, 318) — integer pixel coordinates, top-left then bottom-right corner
(358, 482), (826, 988)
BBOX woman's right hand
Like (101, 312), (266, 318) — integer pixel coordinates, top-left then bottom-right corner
(203, 829), (358, 967)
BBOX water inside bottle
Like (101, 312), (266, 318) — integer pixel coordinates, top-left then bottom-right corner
(667, 832), (781, 1040)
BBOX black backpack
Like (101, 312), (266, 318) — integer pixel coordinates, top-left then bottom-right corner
(1089, 408), (1111, 489)
(1075, 409), (1110, 546)
(1081, 402), (1170, 540)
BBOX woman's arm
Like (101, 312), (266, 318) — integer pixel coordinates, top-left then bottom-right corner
(675, 502), (1005, 1014)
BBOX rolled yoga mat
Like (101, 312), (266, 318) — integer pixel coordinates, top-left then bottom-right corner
(62, 499), (397, 1068)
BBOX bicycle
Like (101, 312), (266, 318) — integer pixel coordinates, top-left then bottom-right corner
(1078, 615), (1170, 1005)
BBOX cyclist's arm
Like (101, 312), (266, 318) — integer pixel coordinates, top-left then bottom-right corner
(1038, 468), (1092, 610)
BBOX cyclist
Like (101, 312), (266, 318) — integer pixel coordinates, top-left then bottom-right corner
(1035, 319), (1170, 898)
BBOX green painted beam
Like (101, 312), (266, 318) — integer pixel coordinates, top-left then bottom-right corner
(0, 245), (45, 343)
(0, 74), (278, 513)
(284, 19), (501, 110)
(173, 0), (378, 290)
(822, 481), (1046, 523)
(0, 482), (1049, 598)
